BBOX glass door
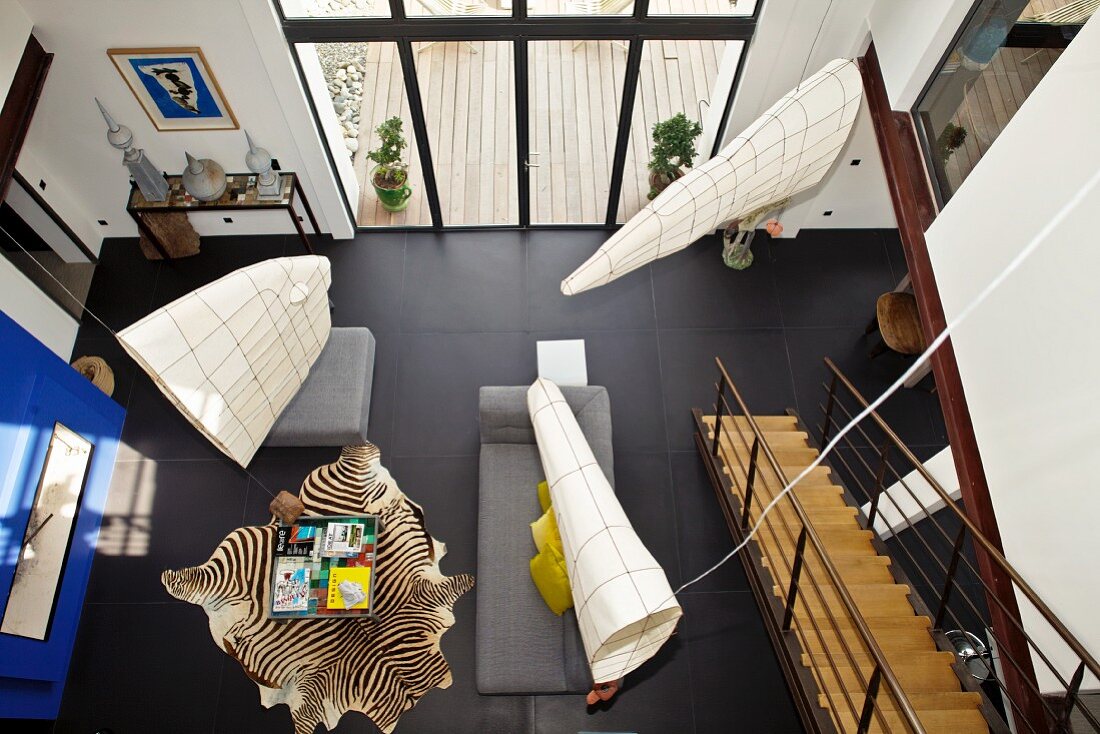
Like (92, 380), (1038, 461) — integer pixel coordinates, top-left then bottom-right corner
(278, 0), (759, 230)
(527, 40), (626, 224)
(413, 40), (519, 225)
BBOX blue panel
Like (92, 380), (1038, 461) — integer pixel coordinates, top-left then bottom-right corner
(0, 311), (125, 718)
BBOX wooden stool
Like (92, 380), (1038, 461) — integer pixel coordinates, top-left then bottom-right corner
(866, 292), (926, 359)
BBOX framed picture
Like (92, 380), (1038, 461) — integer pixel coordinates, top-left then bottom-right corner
(107, 47), (238, 131)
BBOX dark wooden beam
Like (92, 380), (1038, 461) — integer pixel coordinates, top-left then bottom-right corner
(859, 42), (1048, 734)
(0, 35), (52, 205)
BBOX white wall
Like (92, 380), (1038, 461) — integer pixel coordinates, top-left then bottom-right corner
(0, 259), (78, 358)
(925, 16), (1100, 692)
(722, 0), (895, 236)
(15, 0), (353, 257)
(0, 0), (31, 99)
(867, 0), (974, 110)
(0, 0), (78, 358)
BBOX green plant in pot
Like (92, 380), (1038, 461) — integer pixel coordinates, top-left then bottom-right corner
(368, 116), (413, 212)
(936, 122), (968, 165)
(647, 112), (704, 200)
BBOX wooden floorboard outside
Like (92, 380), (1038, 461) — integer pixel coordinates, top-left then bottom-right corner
(332, 0), (738, 226)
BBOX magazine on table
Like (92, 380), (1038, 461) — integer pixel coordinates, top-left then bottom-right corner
(322, 521), (364, 557)
(272, 557), (311, 612)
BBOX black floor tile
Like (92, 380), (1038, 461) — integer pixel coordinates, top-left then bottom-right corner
(242, 446), (346, 524)
(527, 230), (657, 332)
(670, 451), (748, 593)
(533, 633), (695, 734)
(652, 233), (783, 329)
(680, 592), (802, 734)
(401, 231), (527, 333)
(785, 326), (940, 448)
(881, 229), (907, 283)
(393, 331), (537, 457)
(769, 230), (897, 328)
(389, 455), (480, 578)
(395, 591), (532, 734)
(320, 232), (406, 333)
(68, 334), (139, 411)
(657, 328), (797, 451)
(79, 238), (161, 338)
(115, 373), (231, 462)
(84, 458), (248, 604)
(54, 603), (224, 734)
(533, 329), (667, 454)
(148, 234), (289, 309)
(614, 452), (682, 588)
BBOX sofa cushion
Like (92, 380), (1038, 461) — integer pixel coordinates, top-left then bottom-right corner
(478, 386), (613, 488)
(266, 327), (375, 446)
(476, 385), (613, 695)
(477, 443), (569, 694)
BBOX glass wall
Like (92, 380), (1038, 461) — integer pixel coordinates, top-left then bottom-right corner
(529, 40), (626, 224)
(914, 0), (1091, 203)
(617, 39), (744, 223)
(414, 41), (518, 225)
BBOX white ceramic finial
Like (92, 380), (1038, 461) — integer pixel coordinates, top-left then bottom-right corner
(185, 151), (204, 175)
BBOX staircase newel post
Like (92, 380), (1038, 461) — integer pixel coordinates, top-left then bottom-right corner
(740, 436), (760, 530)
(857, 665), (883, 734)
(821, 371), (839, 445)
(1055, 662), (1086, 734)
(781, 527), (808, 631)
(933, 526), (968, 629)
(712, 373), (727, 458)
(866, 443), (891, 531)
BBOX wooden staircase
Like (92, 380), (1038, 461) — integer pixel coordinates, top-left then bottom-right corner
(700, 414), (988, 734)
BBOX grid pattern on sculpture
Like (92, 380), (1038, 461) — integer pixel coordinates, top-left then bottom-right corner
(561, 60), (862, 294)
(117, 258), (331, 466)
(529, 379), (680, 683)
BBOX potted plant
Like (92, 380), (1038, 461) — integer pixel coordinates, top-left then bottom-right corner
(936, 122), (968, 165)
(368, 116), (413, 212)
(647, 112), (703, 200)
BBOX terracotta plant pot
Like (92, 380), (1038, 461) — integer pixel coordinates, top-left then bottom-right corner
(371, 164), (413, 212)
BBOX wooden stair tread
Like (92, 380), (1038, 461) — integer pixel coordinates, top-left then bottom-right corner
(829, 704), (988, 734)
(702, 411), (989, 732)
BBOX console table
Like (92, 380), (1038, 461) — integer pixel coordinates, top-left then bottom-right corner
(126, 171), (320, 260)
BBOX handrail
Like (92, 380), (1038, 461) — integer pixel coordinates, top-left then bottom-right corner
(712, 357), (927, 733)
(822, 356), (1100, 685)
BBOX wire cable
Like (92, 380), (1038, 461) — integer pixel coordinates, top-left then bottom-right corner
(0, 221), (283, 500)
(673, 163), (1100, 596)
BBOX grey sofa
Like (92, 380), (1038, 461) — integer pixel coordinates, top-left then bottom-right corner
(265, 327), (376, 446)
(476, 385), (614, 695)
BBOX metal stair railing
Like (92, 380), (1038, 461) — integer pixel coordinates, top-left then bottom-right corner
(695, 356), (927, 734)
(817, 356), (1100, 734)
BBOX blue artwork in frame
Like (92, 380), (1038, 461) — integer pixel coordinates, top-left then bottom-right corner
(108, 47), (238, 131)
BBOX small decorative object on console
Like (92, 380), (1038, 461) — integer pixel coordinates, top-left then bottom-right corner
(95, 98), (169, 202)
(244, 130), (283, 198)
(337, 580), (367, 609)
(181, 151), (227, 201)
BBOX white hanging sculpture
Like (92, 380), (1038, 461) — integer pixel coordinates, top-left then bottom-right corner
(561, 58), (864, 295)
(528, 378), (682, 684)
(117, 256), (332, 467)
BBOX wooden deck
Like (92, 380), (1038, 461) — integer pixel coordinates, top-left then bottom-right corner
(347, 0), (734, 226)
(938, 0), (1088, 195)
(938, 46), (1061, 198)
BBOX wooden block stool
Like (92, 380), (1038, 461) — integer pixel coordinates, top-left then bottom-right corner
(866, 292), (926, 359)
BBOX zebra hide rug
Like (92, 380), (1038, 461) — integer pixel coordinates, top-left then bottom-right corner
(161, 444), (476, 733)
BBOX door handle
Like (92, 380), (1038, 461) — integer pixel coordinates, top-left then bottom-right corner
(525, 151), (541, 169)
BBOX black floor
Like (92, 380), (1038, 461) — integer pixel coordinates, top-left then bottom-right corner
(55, 228), (947, 734)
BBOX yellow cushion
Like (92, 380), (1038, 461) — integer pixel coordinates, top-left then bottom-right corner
(537, 480), (551, 513)
(530, 506), (563, 554)
(529, 543), (573, 615)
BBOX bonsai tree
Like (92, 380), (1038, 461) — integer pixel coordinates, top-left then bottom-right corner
(936, 122), (968, 165)
(368, 116), (409, 189)
(647, 112), (703, 199)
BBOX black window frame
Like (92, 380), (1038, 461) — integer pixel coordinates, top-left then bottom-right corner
(275, 0), (761, 231)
